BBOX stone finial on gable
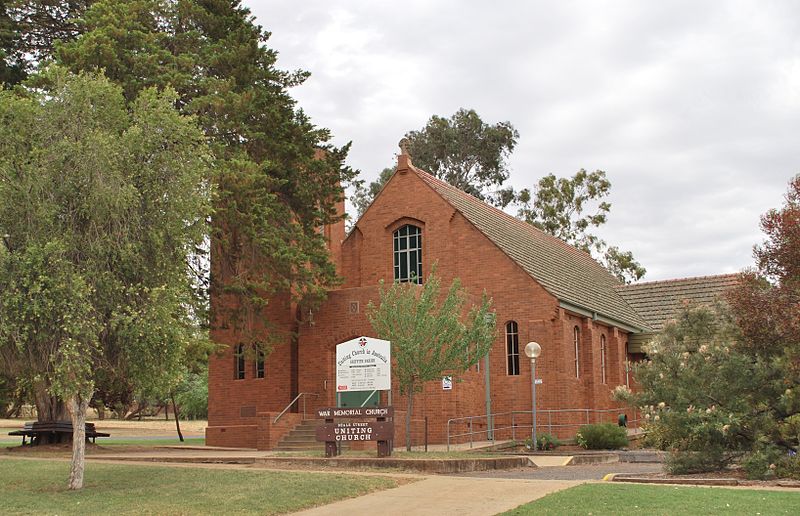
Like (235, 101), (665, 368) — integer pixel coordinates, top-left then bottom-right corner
(397, 137), (412, 173)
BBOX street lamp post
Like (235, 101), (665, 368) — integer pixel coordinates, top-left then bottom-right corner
(524, 342), (542, 451)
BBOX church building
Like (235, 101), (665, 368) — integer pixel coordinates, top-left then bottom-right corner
(206, 144), (738, 450)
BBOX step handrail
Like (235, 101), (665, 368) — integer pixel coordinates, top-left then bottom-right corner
(274, 392), (319, 424)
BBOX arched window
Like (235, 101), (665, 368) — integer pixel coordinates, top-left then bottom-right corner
(573, 326), (580, 378)
(234, 344), (245, 380)
(506, 321), (520, 375)
(254, 346), (265, 379)
(600, 334), (607, 384)
(393, 224), (422, 284)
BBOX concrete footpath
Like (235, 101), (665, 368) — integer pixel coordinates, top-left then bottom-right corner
(296, 476), (581, 516)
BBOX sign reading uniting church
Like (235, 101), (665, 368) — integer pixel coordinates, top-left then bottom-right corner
(336, 336), (391, 392)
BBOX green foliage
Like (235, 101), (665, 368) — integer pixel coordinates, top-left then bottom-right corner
(2, 1), (91, 84)
(616, 302), (798, 475)
(367, 267), (495, 450)
(775, 454), (800, 480)
(55, 0), (357, 347)
(2, 1), (94, 87)
(351, 108), (518, 215)
(367, 269), (496, 395)
(406, 108), (519, 207)
(516, 169), (645, 283)
(741, 446), (783, 480)
(575, 423), (628, 450)
(174, 367), (208, 420)
(525, 433), (560, 451)
(0, 1), (25, 87)
(665, 449), (728, 475)
(0, 67), (210, 415)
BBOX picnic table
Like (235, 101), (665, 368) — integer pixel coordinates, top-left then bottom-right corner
(8, 421), (110, 446)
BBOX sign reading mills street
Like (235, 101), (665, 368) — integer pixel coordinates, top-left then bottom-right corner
(336, 336), (391, 392)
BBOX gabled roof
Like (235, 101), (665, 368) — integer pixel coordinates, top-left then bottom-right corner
(615, 274), (740, 334)
(408, 164), (651, 332)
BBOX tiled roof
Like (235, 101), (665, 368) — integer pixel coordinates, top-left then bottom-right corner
(616, 274), (740, 333)
(411, 166), (651, 331)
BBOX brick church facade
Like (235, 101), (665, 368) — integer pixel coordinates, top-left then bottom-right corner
(206, 146), (738, 450)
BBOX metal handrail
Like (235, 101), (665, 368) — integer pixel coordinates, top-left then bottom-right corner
(446, 407), (640, 451)
(274, 392), (319, 424)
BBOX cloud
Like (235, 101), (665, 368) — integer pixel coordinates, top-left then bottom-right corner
(245, 0), (799, 280)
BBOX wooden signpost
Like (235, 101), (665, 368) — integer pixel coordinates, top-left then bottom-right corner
(316, 406), (394, 457)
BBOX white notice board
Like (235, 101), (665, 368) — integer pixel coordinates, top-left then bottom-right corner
(336, 336), (391, 392)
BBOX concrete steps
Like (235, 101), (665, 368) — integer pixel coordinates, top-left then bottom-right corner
(274, 419), (329, 452)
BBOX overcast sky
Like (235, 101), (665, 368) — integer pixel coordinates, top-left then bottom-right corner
(244, 0), (799, 281)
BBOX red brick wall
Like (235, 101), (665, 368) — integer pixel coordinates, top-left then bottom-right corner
(208, 159), (633, 448)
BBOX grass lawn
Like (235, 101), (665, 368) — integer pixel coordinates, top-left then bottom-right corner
(504, 483), (800, 515)
(0, 458), (398, 515)
(0, 437), (205, 448)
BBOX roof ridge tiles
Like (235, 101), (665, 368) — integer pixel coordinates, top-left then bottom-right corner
(617, 273), (740, 290)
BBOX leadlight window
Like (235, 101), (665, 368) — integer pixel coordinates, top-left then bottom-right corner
(573, 326), (580, 378)
(234, 344), (245, 380)
(255, 346), (265, 379)
(393, 224), (422, 284)
(600, 334), (607, 384)
(506, 321), (520, 375)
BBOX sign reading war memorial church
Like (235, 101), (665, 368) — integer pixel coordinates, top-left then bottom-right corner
(336, 336), (391, 392)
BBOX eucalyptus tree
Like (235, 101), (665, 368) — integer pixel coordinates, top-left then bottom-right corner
(351, 108), (518, 218)
(517, 169), (646, 283)
(0, 68), (210, 489)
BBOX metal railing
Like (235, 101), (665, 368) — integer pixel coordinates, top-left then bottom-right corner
(274, 392), (319, 423)
(446, 408), (640, 451)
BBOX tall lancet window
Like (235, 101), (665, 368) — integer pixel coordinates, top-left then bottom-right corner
(393, 224), (422, 283)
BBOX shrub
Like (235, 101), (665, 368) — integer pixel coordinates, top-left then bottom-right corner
(575, 423), (628, 450)
(525, 433), (561, 451)
(666, 448), (728, 474)
(742, 447), (782, 480)
(775, 453), (800, 480)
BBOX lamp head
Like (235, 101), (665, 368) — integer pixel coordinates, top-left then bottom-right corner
(524, 341), (541, 359)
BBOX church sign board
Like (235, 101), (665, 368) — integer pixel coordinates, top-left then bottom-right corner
(336, 336), (391, 392)
(317, 407), (393, 419)
(315, 421), (394, 442)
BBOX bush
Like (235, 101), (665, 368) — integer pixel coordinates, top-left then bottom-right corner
(742, 446), (783, 480)
(666, 448), (728, 474)
(525, 433), (561, 451)
(575, 423), (628, 450)
(775, 453), (800, 480)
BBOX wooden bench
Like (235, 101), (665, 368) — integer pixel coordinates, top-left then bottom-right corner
(8, 421), (111, 446)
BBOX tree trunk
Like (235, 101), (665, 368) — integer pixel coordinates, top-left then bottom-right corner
(34, 382), (68, 422)
(67, 394), (88, 490)
(171, 395), (184, 442)
(405, 385), (415, 452)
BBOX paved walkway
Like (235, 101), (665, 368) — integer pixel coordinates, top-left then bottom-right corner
(459, 461), (663, 481)
(296, 476), (582, 516)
